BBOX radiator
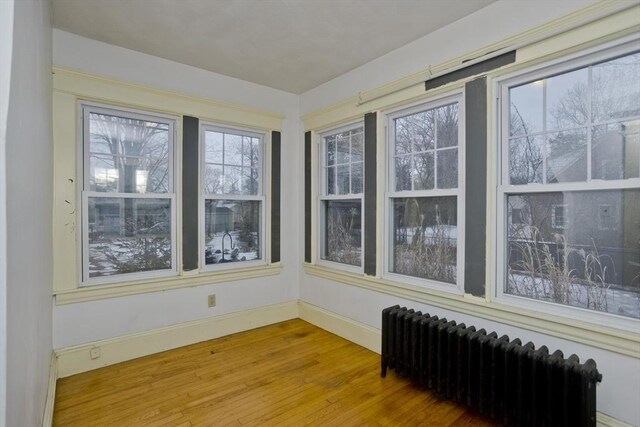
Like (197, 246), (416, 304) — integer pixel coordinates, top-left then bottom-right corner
(380, 305), (603, 427)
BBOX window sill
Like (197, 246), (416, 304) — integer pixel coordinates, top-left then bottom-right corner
(54, 264), (282, 305)
(303, 263), (640, 358)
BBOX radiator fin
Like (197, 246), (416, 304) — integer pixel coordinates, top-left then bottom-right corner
(380, 305), (602, 427)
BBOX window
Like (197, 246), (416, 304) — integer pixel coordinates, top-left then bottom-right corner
(318, 125), (363, 268)
(81, 104), (177, 284)
(551, 204), (568, 229)
(499, 43), (640, 320)
(386, 94), (464, 290)
(200, 124), (264, 269)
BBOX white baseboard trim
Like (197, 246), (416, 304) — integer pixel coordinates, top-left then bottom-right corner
(298, 301), (381, 354)
(55, 301), (299, 378)
(597, 412), (634, 427)
(42, 351), (57, 427)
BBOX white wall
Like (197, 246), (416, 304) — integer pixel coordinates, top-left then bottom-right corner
(298, 1), (639, 425)
(52, 30), (301, 348)
(3, 0), (53, 425)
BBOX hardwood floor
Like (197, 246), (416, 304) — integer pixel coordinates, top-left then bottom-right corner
(54, 319), (495, 426)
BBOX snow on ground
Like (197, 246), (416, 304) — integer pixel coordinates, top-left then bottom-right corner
(509, 273), (640, 319)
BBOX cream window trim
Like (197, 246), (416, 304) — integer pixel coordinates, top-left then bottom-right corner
(55, 264), (282, 305)
(304, 264), (640, 358)
(53, 67), (284, 131)
(53, 67), (284, 298)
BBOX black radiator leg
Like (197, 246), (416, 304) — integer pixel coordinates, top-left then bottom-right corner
(381, 356), (388, 378)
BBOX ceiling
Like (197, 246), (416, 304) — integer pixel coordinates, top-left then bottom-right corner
(52, 0), (496, 94)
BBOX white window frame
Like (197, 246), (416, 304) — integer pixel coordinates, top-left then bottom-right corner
(79, 102), (178, 286)
(316, 122), (365, 273)
(199, 123), (267, 272)
(494, 36), (640, 331)
(383, 91), (466, 293)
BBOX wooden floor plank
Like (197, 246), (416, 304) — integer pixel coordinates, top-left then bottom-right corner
(54, 319), (496, 426)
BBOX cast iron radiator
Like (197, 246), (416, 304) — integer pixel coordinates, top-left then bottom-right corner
(380, 305), (603, 426)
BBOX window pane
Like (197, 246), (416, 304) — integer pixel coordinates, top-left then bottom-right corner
(506, 190), (640, 319)
(395, 156), (411, 191)
(326, 166), (335, 195)
(351, 162), (363, 194)
(546, 68), (589, 131)
(437, 148), (458, 189)
(592, 119), (640, 180)
(436, 104), (459, 148)
(391, 196), (457, 284)
(88, 113), (169, 193)
(509, 135), (543, 184)
(510, 81), (543, 137)
(394, 117), (413, 155)
(337, 134), (350, 164)
(87, 197), (172, 278)
(351, 132), (363, 162)
(223, 166), (243, 195)
(204, 200), (260, 265)
(337, 164), (350, 195)
(89, 155), (118, 192)
(326, 137), (336, 166)
(413, 152), (434, 190)
(322, 199), (361, 266)
(242, 167), (259, 195)
(204, 131), (223, 164)
(242, 136), (260, 169)
(224, 134), (242, 166)
(546, 128), (588, 183)
(396, 111), (434, 153)
(203, 164), (223, 194)
(592, 53), (640, 123)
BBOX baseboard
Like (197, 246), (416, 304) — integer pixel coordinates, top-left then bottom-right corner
(55, 301), (299, 378)
(42, 351), (57, 427)
(298, 301), (381, 354)
(597, 412), (635, 427)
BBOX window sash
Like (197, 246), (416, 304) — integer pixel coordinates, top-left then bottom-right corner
(317, 123), (365, 270)
(80, 192), (178, 286)
(200, 123), (264, 197)
(199, 123), (267, 272)
(318, 197), (364, 271)
(82, 104), (176, 195)
(80, 103), (177, 286)
(495, 39), (640, 330)
(384, 92), (465, 291)
(319, 124), (365, 198)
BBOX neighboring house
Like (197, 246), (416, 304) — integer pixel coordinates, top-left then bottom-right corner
(508, 122), (640, 288)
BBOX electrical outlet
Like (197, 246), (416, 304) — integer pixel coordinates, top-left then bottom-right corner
(90, 346), (101, 360)
(208, 294), (216, 307)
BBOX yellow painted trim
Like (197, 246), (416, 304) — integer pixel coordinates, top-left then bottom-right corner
(42, 352), (57, 427)
(55, 301), (298, 378)
(597, 412), (635, 427)
(54, 264), (282, 305)
(52, 67), (283, 130)
(303, 264), (640, 358)
(298, 301), (381, 354)
(301, 1), (639, 131)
